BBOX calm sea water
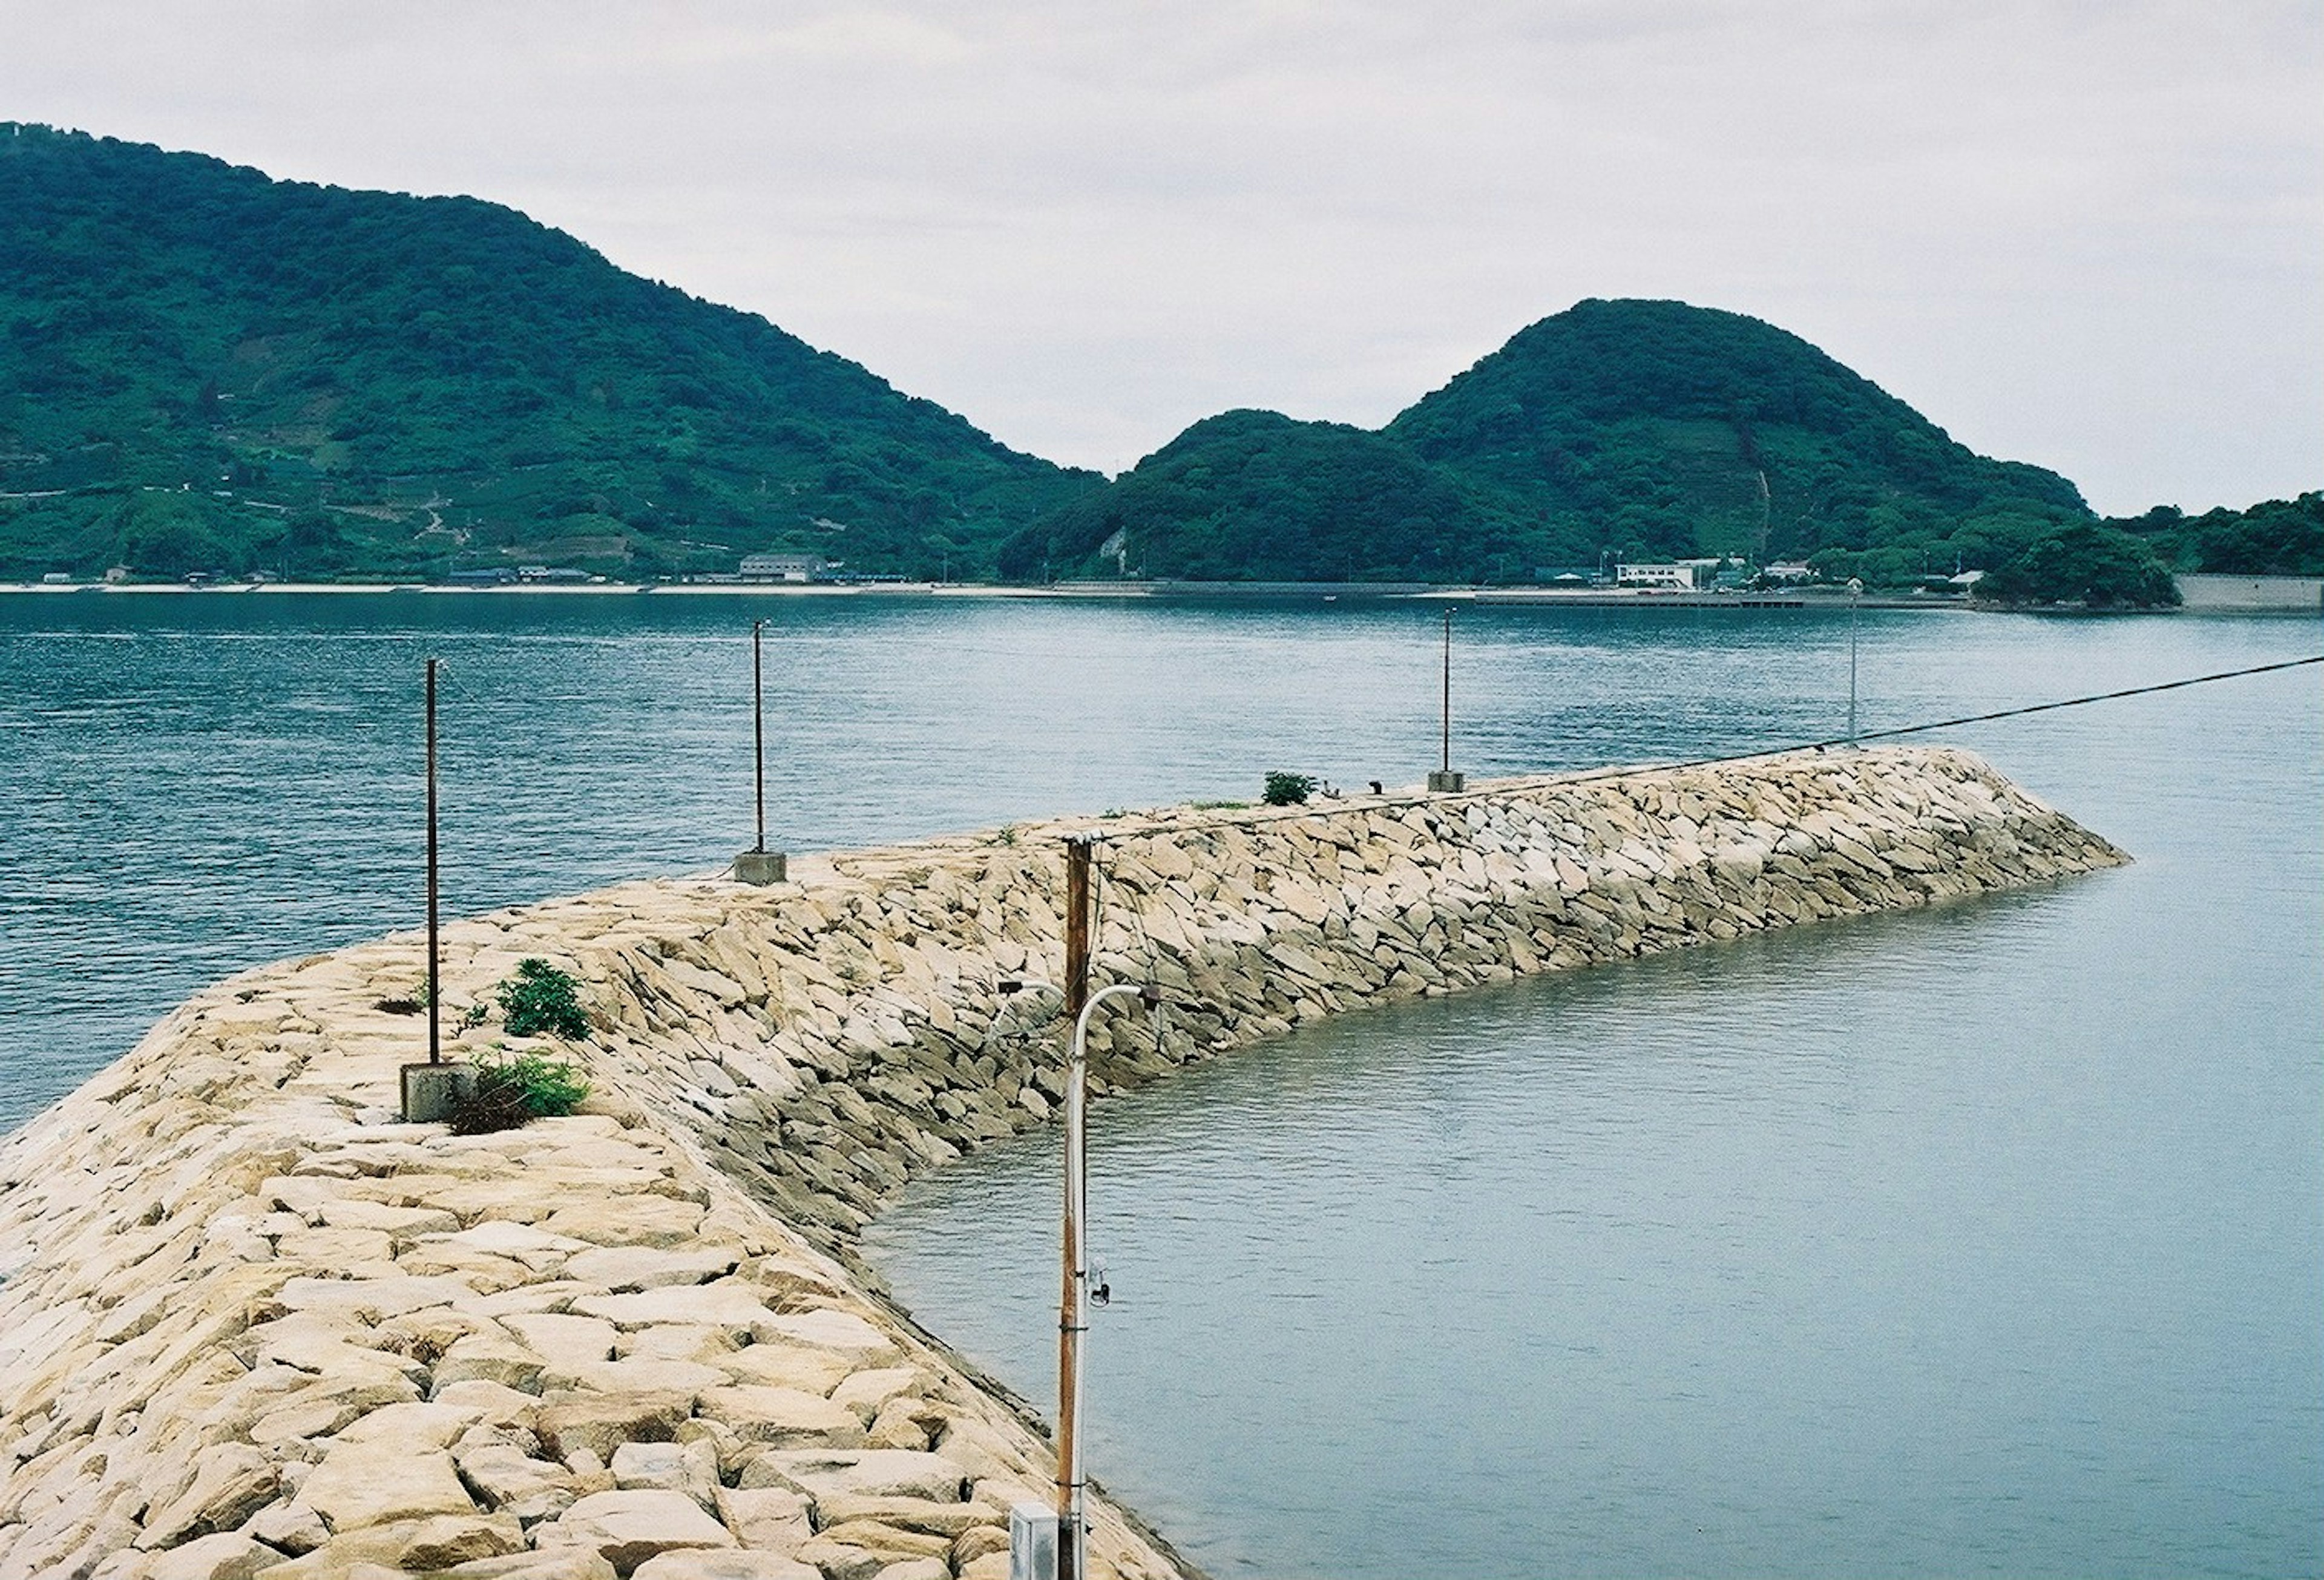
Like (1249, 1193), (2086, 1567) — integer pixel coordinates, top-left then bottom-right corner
(4, 592), (2319, 1577)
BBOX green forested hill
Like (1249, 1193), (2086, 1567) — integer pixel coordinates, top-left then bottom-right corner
(1011, 299), (2106, 586)
(4, 126), (2287, 600)
(2112, 492), (2324, 577)
(1388, 299), (2090, 566)
(0, 124), (1098, 580)
(997, 410), (1533, 582)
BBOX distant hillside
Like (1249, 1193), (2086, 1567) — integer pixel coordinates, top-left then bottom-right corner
(2111, 492), (2324, 577)
(1011, 300), (2106, 587)
(0, 124), (1098, 581)
(997, 410), (1531, 582)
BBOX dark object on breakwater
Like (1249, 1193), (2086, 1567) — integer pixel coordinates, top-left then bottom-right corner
(735, 618), (790, 885)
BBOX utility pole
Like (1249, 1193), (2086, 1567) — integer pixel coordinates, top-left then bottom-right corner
(425, 656), (441, 1066)
(400, 657), (464, 1122)
(1847, 578), (1863, 744)
(753, 619), (766, 853)
(1428, 608), (1465, 792)
(735, 620), (787, 883)
(1441, 608), (1451, 773)
(1057, 836), (1092, 1580)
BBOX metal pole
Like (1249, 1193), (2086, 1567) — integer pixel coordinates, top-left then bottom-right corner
(1847, 580), (1862, 744)
(752, 620), (766, 853)
(425, 657), (441, 1066)
(1440, 608), (1452, 775)
(1057, 838), (1092, 1580)
(1059, 977), (1146, 1580)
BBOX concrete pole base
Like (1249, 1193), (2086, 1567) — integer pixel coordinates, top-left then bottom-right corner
(735, 850), (789, 885)
(1427, 770), (1467, 792)
(401, 1061), (475, 1124)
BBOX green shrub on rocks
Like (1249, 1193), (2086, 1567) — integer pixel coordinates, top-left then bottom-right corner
(447, 1049), (591, 1134)
(1263, 772), (1318, 806)
(494, 959), (592, 1040)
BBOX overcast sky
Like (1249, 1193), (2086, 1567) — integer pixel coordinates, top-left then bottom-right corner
(7, 1), (2317, 513)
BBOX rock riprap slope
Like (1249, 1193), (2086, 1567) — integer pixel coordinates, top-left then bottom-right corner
(0, 748), (2125, 1579)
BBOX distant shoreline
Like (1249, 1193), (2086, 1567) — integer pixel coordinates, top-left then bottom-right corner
(0, 579), (1975, 610)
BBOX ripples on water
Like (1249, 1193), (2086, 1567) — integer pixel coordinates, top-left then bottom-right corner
(5, 593), (2320, 1578)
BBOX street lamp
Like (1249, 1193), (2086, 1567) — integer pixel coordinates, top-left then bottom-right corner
(999, 974), (1162, 1580)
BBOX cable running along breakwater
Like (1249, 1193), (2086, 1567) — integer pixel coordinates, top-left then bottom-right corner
(1060, 653), (2324, 848)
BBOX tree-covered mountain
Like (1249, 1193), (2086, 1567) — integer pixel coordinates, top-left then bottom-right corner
(1008, 299), (2123, 588)
(2110, 492), (2324, 577)
(5, 126), (2290, 602)
(0, 123), (1100, 581)
(997, 410), (1533, 582)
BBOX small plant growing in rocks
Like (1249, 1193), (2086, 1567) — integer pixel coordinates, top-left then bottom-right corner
(1262, 771), (1318, 806)
(446, 1049), (591, 1135)
(493, 959), (592, 1040)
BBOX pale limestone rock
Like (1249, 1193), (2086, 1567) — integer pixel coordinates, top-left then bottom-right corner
(142, 1531), (272, 1580)
(434, 1331), (549, 1393)
(572, 1283), (775, 1332)
(828, 1368), (921, 1425)
(952, 1523), (1013, 1565)
(539, 1196), (706, 1248)
(434, 1377), (548, 1424)
(244, 1498), (330, 1555)
(428, 1219), (592, 1268)
(746, 1308), (895, 1365)
(867, 1559), (952, 1580)
(713, 1343), (853, 1396)
(618, 1324), (737, 1363)
(300, 1441), (474, 1530)
(137, 1442), (277, 1546)
(741, 1450), (970, 1503)
(630, 1551), (821, 1579)
(710, 1486), (811, 1552)
(864, 1397), (933, 1451)
(502, 1312), (619, 1366)
(697, 1385), (865, 1447)
(395, 1511), (527, 1569)
(812, 1495), (987, 1537)
(543, 1357), (727, 1400)
(456, 1442), (584, 1524)
(609, 1439), (720, 1511)
(538, 1488), (737, 1573)
(330, 1398), (482, 1450)
(533, 1391), (696, 1463)
(438, 1553), (617, 1578)
(271, 1272), (479, 1321)
(564, 1246), (740, 1292)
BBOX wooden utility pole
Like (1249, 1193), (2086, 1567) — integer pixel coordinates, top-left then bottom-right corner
(1057, 836), (1093, 1580)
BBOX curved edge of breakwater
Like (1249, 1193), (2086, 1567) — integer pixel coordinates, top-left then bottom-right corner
(0, 747), (2125, 1580)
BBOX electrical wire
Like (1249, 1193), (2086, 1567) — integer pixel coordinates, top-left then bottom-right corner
(1075, 651), (2324, 843)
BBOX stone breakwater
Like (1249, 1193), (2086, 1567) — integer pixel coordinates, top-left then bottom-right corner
(0, 748), (2124, 1580)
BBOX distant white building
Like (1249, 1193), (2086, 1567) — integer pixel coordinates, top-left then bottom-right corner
(740, 553), (824, 583)
(1763, 562), (1816, 583)
(1616, 562), (1696, 591)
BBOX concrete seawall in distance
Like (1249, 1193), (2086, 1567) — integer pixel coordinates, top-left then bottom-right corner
(0, 747), (2126, 1580)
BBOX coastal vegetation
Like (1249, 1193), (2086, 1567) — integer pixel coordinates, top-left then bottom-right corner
(1006, 300), (2127, 591)
(447, 1048), (591, 1134)
(493, 957), (594, 1041)
(2110, 491), (2324, 577)
(1, 126), (2303, 602)
(0, 123), (1097, 583)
